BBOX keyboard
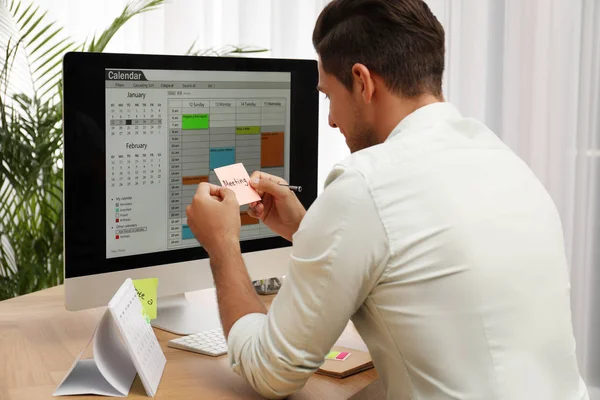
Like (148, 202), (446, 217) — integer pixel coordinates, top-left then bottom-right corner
(167, 328), (228, 357)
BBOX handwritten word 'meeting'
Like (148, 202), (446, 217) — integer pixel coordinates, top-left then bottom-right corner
(213, 163), (261, 205)
(222, 178), (248, 187)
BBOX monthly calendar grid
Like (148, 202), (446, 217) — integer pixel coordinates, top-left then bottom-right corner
(109, 101), (164, 189)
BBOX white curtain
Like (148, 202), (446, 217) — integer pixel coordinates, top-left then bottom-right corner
(572, 1), (600, 397)
(20, 0), (600, 395)
(433, 0), (600, 396)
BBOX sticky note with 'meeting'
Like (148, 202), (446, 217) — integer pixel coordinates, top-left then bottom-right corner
(213, 163), (261, 205)
(325, 351), (351, 361)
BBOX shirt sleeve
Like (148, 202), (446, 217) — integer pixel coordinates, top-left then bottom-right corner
(226, 165), (390, 399)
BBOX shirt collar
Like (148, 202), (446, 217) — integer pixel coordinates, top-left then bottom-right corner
(385, 102), (462, 142)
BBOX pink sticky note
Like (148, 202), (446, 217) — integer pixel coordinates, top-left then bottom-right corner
(213, 163), (261, 205)
(325, 351), (351, 361)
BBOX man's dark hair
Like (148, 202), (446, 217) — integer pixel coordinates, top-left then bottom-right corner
(312, 0), (445, 97)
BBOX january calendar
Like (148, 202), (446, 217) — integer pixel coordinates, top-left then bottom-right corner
(54, 278), (166, 397)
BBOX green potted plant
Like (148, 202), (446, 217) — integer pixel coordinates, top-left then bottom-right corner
(0, 0), (269, 301)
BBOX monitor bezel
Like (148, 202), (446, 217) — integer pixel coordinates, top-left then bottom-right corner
(62, 52), (319, 279)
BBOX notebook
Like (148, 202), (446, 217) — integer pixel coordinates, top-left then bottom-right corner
(316, 346), (374, 378)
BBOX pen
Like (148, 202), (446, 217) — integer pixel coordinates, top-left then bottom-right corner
(278, 183), (302, 193)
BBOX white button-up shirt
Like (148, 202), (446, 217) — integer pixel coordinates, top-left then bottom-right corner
(227, 102), (589, 400)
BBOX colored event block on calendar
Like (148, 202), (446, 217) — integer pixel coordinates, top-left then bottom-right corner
(182, 114), (209, 130)
(209, 147), (235, 170)
(181, 225), (195, 240)
(182, 175), (208, 185)
(240, 211), (259, 226)
(261, 132), (284, 168)
(236, 126), (260, 135)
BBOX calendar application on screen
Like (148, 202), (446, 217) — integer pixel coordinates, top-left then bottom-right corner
(105, 69), (291, 258)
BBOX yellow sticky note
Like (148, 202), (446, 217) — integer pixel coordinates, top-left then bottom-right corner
(132, 278), (158, 320)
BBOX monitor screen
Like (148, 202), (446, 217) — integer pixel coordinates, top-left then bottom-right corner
(105, 69), (291, 258)
(63, 53), (318, 279)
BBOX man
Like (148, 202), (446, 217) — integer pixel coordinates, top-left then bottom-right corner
(186, 0), (589, 398)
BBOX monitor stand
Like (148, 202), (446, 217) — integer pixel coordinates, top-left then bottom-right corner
(151, 288), (221, 335)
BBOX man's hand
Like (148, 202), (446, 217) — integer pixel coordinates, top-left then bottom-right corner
(248, 171), (306, 241)
(186, 182), (241, 258)
(186, 182), (266, 338)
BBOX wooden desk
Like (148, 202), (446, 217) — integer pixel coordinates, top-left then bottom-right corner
(0, 285), (379, 399)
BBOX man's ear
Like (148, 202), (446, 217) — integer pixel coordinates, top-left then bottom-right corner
(351, 63), (375, 104)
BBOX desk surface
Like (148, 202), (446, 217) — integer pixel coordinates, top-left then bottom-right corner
(0, 285), (379, 399)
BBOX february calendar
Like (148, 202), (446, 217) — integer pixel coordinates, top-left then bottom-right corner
(108, 151), (163, 189)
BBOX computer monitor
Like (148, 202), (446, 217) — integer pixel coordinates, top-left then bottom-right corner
(62, 52), (318, 334)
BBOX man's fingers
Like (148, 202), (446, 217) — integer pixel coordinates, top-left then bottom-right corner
(194, 182), (222, 198)
(253, 203), (265, 215)
(220, 187), (240, 206)
(249, 171), (265, 197)
(249, 170), (266, 181)
(246, 207), (260, 220)
(249, 171), (288, 197)
(247, 203), (264, 220)
(195, 183), (240, 205)
(249, 171), (288, 185)
(185, 206), (198, 236)
(250, 176), (288, 198)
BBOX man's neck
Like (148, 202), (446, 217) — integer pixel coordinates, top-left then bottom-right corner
(374, 93), (444, 143)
